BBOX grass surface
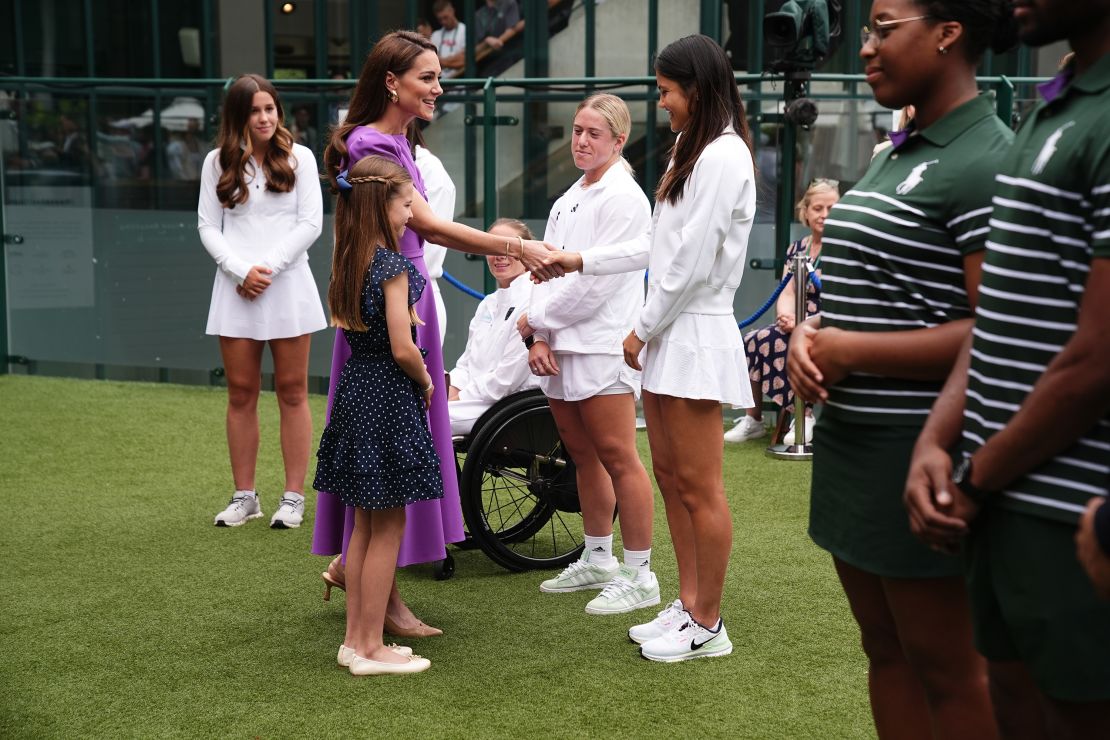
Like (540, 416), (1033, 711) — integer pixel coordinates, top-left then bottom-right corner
(0, 375), (871, 738)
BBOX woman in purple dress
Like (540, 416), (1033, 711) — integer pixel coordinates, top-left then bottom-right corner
(313, 30), (558, 636)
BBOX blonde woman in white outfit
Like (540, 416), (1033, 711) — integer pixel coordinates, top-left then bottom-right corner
(411, 133), (455, 346)
(198, 74), (326, 529)
(540, 36), (756, 662)
(447, 219), (540, 436)
(516, 94), (658, 618)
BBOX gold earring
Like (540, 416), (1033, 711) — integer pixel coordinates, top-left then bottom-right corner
(387, 89), (398, 103)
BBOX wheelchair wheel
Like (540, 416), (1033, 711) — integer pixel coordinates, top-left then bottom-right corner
(460, 391), (584, 572)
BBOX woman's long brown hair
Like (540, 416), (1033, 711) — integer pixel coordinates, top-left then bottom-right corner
(322, 31), (437, 191)
(214, 74), (296, 208)
(654, 35), (754, 206)
(328, 155), (412, 331)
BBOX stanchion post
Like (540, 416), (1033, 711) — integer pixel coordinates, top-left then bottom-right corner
(791, 252), (810, 447)
(765, 253), (813, 461)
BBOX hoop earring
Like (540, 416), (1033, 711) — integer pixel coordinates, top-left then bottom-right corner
(938, 46), (948, 55)
(387, 89), (399, 103)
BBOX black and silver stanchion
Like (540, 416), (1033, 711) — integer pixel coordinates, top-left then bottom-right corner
(766, 252), (813, 461)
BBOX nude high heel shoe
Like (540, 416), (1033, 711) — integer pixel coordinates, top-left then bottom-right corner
(322, 556), (346, 601)
(383, 614), (443, 638)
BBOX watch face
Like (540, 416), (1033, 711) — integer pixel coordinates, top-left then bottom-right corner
(953, 458), (970, 485)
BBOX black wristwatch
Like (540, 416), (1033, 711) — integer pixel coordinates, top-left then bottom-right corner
(952, 456), (992, 504)
(523, 335), (535, 349)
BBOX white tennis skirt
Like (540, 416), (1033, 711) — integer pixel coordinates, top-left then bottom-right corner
(205, 261), (327, 340)
(640, 312), (752, 408)
(541, 352), (640, 403)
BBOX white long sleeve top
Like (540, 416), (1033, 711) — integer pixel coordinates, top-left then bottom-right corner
(580, 130), (756, 342)
(528, 163), (651, 354)
(448, 273), (539, 402)
(415, 145), (455, 280)
(197, 143), (323, 284)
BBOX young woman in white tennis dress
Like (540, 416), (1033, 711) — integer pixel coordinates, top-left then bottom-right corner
(198, 74), (327, 529)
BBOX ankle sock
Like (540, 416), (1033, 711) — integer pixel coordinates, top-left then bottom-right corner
(235, 489), (256, 498)
(282, 491), (305, 502)
(583, 534), (614, 566)
(623, 547), (652, 581)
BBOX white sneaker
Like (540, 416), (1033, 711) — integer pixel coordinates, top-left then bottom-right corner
(640, 617), (733, 662)
(270, 492), (305, 529)
(628, 599), (687, 644)
(783, 415), (816, 445)
(214, 491), (262, 527)
(723, 415), (766, 443)
(539, 558), (619, 593)
(585, 567), (661, 615)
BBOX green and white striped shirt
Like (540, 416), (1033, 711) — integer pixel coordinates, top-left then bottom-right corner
(820, 94), (1013, 425)
(960, 54), (1110, 524)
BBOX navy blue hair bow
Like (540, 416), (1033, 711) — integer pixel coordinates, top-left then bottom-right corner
(337, 169), (352, 194)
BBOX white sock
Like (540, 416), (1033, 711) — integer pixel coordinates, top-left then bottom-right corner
(583, 534), (615, 565)
(623, 547), (652, 581)
(282, 491), (305, 502)
(235, 489), (257, 498)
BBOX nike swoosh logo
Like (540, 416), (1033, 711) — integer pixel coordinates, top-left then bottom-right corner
(691, 636), (715, 650)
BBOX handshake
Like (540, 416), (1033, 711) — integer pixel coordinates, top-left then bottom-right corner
(515, 241), (584, 283)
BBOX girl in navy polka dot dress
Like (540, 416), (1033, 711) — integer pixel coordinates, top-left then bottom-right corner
(313, 155), (442, 676)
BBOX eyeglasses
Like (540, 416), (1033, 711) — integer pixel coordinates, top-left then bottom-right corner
(860, 15), (932, 49)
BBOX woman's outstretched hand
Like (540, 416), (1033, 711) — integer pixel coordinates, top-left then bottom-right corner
(530, 247), (583, 283)
(519, 240), (565, 281)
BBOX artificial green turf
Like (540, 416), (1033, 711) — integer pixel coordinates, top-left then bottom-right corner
(0, 375), (871, 738)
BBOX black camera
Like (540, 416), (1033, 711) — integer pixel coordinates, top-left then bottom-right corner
(764, 0), (842, 72)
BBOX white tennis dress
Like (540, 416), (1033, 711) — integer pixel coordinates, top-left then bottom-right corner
(579, 130), (756, 407)
(198, 142), (327, 340)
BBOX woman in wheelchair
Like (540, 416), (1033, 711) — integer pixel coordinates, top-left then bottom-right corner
(516, 93), (658, 617)
(447, 219), (540, 437)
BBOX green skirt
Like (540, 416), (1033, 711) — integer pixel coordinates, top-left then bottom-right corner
(808, 409), (962, 579)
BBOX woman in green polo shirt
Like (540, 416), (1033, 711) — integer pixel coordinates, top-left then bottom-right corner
(787, 0), (1017, 735)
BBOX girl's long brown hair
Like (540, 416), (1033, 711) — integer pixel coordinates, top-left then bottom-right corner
(323, 31), (437, 190)
(328, 155), (412, 331)
(214, 74), (296, 208)
(654, 34), (754, 206)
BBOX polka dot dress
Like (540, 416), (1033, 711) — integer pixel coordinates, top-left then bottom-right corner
(313, 249), (444, 511)
(743, 239), (821, 409)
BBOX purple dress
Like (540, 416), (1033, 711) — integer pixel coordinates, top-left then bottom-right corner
(311, 126), (464, 566)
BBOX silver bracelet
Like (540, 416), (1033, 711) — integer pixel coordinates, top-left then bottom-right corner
(422, 381), (434, 394)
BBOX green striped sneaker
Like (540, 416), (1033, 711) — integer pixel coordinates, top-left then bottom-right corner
(539, 558), (619, 593)
(585, 566), (660, 615)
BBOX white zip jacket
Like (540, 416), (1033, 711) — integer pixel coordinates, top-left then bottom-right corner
(448, 273), (538, 401)
(580, 131), (755, 342)
(528, 162), (651, 354)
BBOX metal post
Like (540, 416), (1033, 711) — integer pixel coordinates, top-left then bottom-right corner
(0, 147), (8, 374)
(766, 252), (813, 460)
(645, 0), (658, 202)
(699, 0), (722, 42)
(585, 0), (596, 90)
(482, 79), (497, 294)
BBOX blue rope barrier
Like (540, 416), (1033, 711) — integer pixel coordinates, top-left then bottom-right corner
(738, 272), (794, 329)
(442, 270), (486, 300)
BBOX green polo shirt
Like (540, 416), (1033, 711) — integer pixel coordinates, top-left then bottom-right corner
(960, 53), (1110, 525)
(820, 94), (1013, 426)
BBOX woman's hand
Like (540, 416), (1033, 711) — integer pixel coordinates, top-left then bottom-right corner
(520, 240), (565, 281)
(809, 326), (850, 389)
(786, 320), (825, 402)
(530, 248), (581, 283)
(775, 312), (796, 334)
(241, 265), (273, 298)
(448, 385), (460, 401)
(528, 341), (560, 376)
(235, 285), (255, 301)
(420, 379), (435, 411)
(1077, 498), (1110, 600)
(622, 331), (645, 371)
(516, 312), (534, 338)
(903, 439), (971, 553)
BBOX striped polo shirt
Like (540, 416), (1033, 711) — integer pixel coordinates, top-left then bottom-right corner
(960, 54), (1110, 524)
(819, 94), (1013, 425)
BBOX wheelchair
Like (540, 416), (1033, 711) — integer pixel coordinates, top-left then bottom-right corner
(451, 389), (585, 574)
